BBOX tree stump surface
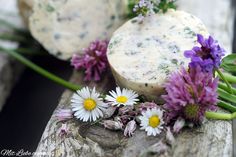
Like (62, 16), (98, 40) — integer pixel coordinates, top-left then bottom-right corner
(35, 1), (234, 157)
(0, 0), (24, 111)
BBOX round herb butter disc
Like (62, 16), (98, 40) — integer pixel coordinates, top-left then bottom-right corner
(107, 10), (209, 101)
(29, 0), (127, 60)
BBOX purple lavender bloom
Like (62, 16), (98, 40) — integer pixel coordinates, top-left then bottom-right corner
(162, 65), (218, 124)
(71, 40), (109, 81)
(184, 34), (225, 72)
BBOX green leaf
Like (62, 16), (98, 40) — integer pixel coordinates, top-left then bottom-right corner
(221, 54), (236, 73)
(218, 88), (236, 105)
(218, 82), (236, 94)
(126, 0), (137, 19)
(167, 1), (177, 10)
(217, 100), (236, 112)
(158, 0), (177, 13)
(126, 0), (177, 19)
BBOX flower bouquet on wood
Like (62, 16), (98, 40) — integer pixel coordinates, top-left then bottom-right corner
(1, 0), (236, 153)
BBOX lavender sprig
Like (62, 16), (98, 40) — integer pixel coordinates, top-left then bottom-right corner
(184, 34), (233, 94)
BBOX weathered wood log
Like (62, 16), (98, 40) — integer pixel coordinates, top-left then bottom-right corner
(34, 72), (233, 157)
(34, 0), (234, 156)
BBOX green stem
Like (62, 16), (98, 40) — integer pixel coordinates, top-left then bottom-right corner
(216, 69), (233, 94)
(0, 33), (28, 43)
(0, 47), (81, 91)
(217, 83), (236, 112)
(217, 100), (236, 112)
(221, 72), (236, 84)
(14, 48), (48, 56)
(205, 111), (236, 120)
(218, 82), (236, 94)
(217, 88), (236, 104)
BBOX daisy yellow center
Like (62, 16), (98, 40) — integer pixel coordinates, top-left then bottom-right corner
(116, 96), (128, 103)
(83, 98), (96, 111)
(149, 115), (160, 128)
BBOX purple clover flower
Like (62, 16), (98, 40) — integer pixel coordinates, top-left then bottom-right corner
(162, 65), (218, 125)
(184, 34), (225, 72)
(71, 40), (109, 81)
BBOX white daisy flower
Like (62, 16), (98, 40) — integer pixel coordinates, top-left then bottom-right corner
(140, 108), (164, 136)
(71, 87), (108, 122)
(105, 87), (139, 107)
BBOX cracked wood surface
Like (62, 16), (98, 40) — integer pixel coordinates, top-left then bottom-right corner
(34, 0), (234, 156)
(35, 71), (232, 157)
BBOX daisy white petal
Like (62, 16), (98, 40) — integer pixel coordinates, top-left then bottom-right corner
(116, 87), (122, 96)
(110, 90), (118, 98)
(92, 109), (99, 120)
(96, 108), (104, 117)
(71, 87), (107, 122)
(140, 108), (165, 136)
(105, 87), (139, 107)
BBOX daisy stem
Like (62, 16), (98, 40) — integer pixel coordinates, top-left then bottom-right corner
(217, 100), (236, 113)
(216, 69), (233, 94)
(0, 46), (81, 91)
(205, 111), (236, 120)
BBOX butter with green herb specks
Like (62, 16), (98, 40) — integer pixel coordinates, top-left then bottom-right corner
(29, 0), (127, 60)
(107, 10), (209, 101)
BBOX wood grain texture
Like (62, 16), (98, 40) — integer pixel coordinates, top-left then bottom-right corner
(35, 72), (233, 157)
(35, 0), (234, 156)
